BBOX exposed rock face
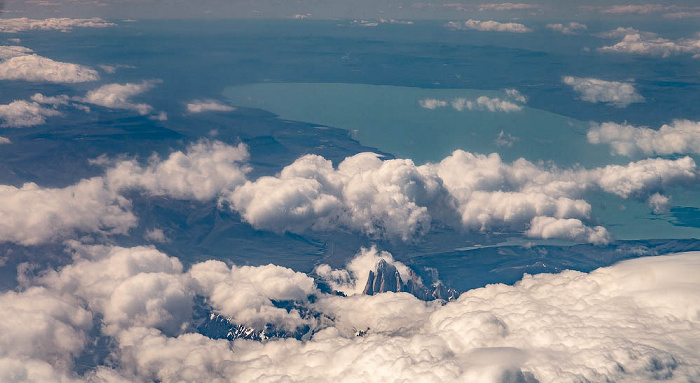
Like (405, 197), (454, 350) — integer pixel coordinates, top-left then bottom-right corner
(362, 259), (458, 301)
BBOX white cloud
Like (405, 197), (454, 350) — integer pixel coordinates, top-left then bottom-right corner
(185, 99), (236, 114)
(525, 216), (610, 244)
(189, 260), (316, 331)
(600, 4), (676, 15)
(665, 11), (700, 19)
(144, 228), (168, 243)
(445, 19), (532, 33)
(30, 93), (70, 107)
(588, 119), (700, 156)
(0, 53), (100, 83)
(40, 242), (190, 336)
(422, 95), (524, 113)
(504, 88), (527, 103)
(0, 178), (137, 245)
(0, 18), (115, 33)
(0, 100), (62, 127)
(546, 22), (587, 35)
(98, 64), (135, 74)
(648, 192), (671, 214)
(0, 287), (92, 369)
(0, 45), (32, 59)
(418, 98), (447, 109)
(82, 81), (159, 115)
(599, 29), (700, 58)
(477, 3), (541, 11)
(473, 96), (523, 112)
(104, 140), (250, 201)
(562, 76), (645, 107)
(224, 152), (446, 241)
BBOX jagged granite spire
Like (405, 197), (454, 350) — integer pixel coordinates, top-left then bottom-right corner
(362, 259), (458, 301)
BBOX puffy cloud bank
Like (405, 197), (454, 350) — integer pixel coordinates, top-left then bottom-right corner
(185, 100), (236, 114)
(0, 46), (100, 83)
(0, 18), (115, 33)
(562, 76), (645, 108)
(3, 241), (700, 383)
(0, 139), (696, 247)
(223, 148), (697, 244)
(445, 20), (532, 33)
(588, 119), (700, 156)
(599, 28), (700, 58)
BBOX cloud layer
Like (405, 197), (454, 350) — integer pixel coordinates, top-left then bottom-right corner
(2, 241), (700, 383)
(562, 76), (645, 107)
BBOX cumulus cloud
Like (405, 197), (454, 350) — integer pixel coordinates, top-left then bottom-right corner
(0, 100), (62, 127)
(189, 260), (316, 331)
(82, 80), (160, 115)
(222, 148), (697, 244)
(599, 29), (700, 58)
(0, 17), (115, 33)
(525, 216), (610, 244)
(562, 76), (645, 107)
(186, 99), (236, 114)
(445, 19), (532, 33)
(12, 247), (700, 383)
(104, 140), (250, 201)
(0, 46), (100, 83)
(588, 119), (700, 156)
(0, 178), (137, 246)
(546, 22), (587, 35)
